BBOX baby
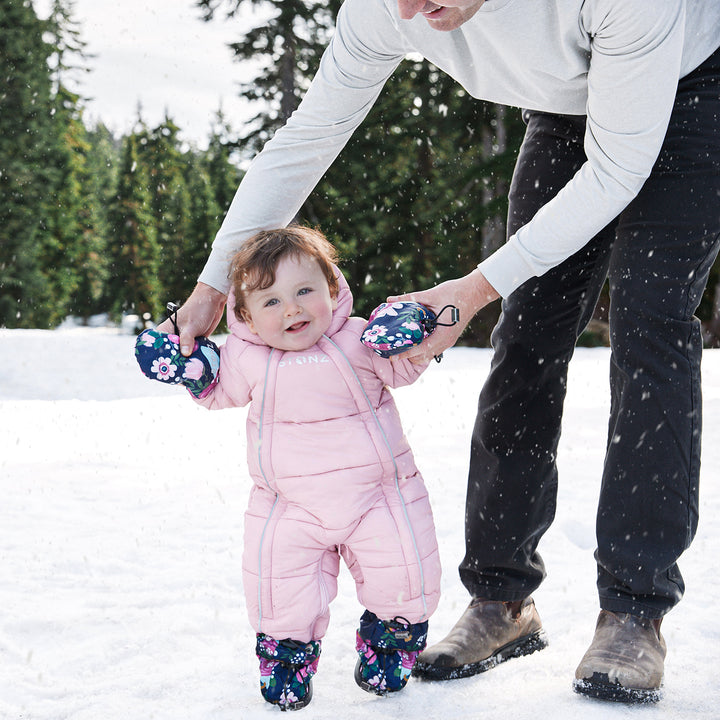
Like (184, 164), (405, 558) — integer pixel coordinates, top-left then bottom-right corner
(136, 225), (441, 710)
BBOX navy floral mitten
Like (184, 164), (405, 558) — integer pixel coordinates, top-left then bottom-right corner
(361, 301), (459, 359)
(135, 328), (219, 398)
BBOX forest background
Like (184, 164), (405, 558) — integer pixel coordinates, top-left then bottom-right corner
(4, 0), (720, 346)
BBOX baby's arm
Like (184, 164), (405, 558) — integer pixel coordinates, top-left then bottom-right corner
(135, 329), (251, 409)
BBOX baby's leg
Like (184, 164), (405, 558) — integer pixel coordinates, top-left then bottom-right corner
(243, 492), (340, 708)
(342, 490), (442, 694)
(243, 492), (340, 640)
(342, 488), (441, 623)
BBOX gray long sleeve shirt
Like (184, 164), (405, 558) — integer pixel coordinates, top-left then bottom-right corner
(199, 0), (720, 298)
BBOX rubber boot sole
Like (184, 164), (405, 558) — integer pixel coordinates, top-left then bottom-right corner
(412, 629), (548, 681)
(354, 658), (409, 695)
(573, 673), (662, 704)
(263, 680), (313, 711)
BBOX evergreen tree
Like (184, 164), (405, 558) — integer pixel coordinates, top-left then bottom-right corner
(70, 122), (118, 319)
(195, 0), (342, 157)
(39, 81), (87, 326)
(37, 0), (101, 325)
(136, 116), (193, 307)
(182, 151), (224, 302)
(0, 0), (58, 327)
(106, 131), (161, 322)
(205, 108), (242, 217)
(44, 0), (91, 96)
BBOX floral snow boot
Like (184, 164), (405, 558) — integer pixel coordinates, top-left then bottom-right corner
(256, 634), (321, 711)
(354, 610), (428, 695)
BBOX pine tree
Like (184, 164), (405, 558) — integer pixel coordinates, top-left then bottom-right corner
(36, 0), (101, 325)
(136, 116), (193, 307)
(72, 122), (119, 319)
(106, 131), (161, 323)
(205, 108), (242, 217)
(39, 80), (89, 325)
(182, 151), (224, 302)
(44, 0), (91, 95)
(195, 0), (342, 157)
(0, 0), (58, 327)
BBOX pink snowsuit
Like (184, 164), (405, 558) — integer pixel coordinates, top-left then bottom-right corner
(194, 269), (441, 643)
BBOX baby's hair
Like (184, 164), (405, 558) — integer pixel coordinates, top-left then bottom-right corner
(230, 225), (340, 320)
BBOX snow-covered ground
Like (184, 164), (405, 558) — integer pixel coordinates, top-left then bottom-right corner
(2, 327), (719, 719)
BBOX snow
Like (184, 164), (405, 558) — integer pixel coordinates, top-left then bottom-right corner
(2, 327), (719, 719)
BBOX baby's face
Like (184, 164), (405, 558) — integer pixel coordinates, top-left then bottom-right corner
(242, 254), (337, 351)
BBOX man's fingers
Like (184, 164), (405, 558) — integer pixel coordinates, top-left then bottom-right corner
(156, 317), (174, 334)
(387, 292), (420, 303)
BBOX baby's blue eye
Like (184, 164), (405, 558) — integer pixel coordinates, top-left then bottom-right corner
(298, 287), (312, 296)
(265, 298), (279, 307)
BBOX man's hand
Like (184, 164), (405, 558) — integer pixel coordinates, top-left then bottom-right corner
(156, 282), (228, 356)
(388, 268), (499, 363)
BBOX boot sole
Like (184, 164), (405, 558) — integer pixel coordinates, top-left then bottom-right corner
(412, 629), (548, 681)
(573, 673), (661, 704)
(354, 659), (405, 696)
(264, 679), (313, 711)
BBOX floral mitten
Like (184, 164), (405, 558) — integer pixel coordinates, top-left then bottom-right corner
(360, 301), (459, 359)
(135, 328), (219, 398)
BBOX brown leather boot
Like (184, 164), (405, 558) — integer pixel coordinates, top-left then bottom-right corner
(412, 597), (547, 681)
(573, 610), (666, 703)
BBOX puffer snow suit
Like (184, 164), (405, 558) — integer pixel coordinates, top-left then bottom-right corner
(194, 269), (441, 642)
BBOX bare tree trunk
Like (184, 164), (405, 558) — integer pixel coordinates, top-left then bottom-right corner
(280, 34), (297, 123)
(480, 104), (508, 260)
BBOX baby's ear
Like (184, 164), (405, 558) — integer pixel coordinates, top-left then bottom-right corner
(240, 308), (257, 334)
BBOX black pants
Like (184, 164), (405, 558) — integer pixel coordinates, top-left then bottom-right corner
(461, 46), (720, 618)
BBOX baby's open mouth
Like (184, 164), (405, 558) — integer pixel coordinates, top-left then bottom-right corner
(286, 321), (309, 333)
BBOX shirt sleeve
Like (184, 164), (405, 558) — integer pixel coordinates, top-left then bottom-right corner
(479, 0), (687, 297)
(198, 0), (410, 293)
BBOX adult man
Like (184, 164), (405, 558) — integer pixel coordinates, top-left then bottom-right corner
(162, 0), (720, 703)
